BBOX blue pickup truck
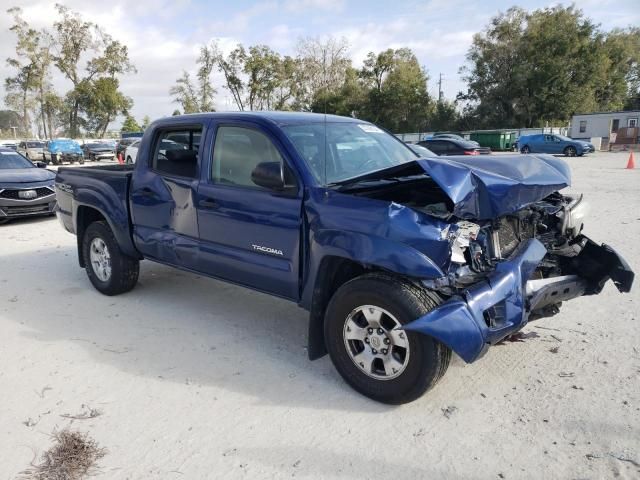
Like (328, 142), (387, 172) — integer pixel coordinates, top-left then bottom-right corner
(55, 112), (633, 404)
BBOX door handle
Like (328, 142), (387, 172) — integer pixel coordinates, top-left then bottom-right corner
(140, 187), (157, 198)
(198, 197), (218, 209)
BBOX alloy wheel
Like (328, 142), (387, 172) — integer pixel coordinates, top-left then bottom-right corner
(343, 305), (410, 380)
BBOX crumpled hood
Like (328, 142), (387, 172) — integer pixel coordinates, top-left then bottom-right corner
(0, 168), (55, 184)
(342, 153), (571, 220)
(417, 154), (571, 219)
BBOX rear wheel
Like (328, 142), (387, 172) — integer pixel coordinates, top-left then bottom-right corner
(520, 145), (530, 154)
(51, 153), (59, 165)
(82, 221), (139, 295)
(324, 273), (451, 404)
(126, 156), (133, 164)
(564, 146), (577, 157)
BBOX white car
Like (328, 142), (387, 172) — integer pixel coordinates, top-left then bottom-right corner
(124, 140), (140, 164)
(17, 140), (45, 160)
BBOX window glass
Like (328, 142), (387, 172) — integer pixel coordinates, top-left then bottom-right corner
(579, 120), (587, 133)
(283, 123), (416, 184)
(152, 127), (201, 178)
(212, 126), (283, 188)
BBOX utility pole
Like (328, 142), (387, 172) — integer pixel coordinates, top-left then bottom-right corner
(438, 73), (444, 103)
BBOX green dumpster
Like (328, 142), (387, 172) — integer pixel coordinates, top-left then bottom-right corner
(469, 131), (517, 151)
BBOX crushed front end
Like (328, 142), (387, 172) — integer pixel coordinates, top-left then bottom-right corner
(404, 193), (634, 362)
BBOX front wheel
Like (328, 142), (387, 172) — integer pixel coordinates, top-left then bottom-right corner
(324, 273), (451, 404)
(82, 221), (139, 295)
(564, 146), (577, 157)
(520, 145), (530, 154)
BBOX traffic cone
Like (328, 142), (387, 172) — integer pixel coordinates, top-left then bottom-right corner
(626, 150), (635, 169)
(117, 152), (124, 165)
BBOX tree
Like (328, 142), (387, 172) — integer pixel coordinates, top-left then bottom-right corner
(358, 48), (432, 132)
(51, 4), (135, 136)
(296, 36), (351, 110)
(460, 6), (640, 128)
(141, 115), (151, 129)
(77, 77), (132, 136)
(196, 44), (217, 111)
(169, 71), (199, 113)
(172, 109), (181, 116)
(121, 114), (141, 132)
(213, 43), (246, 110)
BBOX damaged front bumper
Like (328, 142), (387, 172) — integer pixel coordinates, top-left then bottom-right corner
(403, 237), (634, 363)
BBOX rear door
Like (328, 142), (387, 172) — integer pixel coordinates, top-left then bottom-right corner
(129, 121), (207, 270)
(196, 121), (303, 299)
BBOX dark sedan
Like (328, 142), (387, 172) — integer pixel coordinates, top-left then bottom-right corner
(82, 142), (115, 161)
(418, 138), (491, 156)
(0, 148), (56, 224)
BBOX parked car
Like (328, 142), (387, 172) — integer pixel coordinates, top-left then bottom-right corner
(0, 147), (56, 223)
(82, 142), (115, 161)
(419, 138), (491, 156)
(17, 140), (45, 160)
(55, 112), (633, 404)
(124, 140), (140, 164)
(518, 134), (595, 156)
(116, 137), (139, 159)
(0, 140), (18, 150)
(42, 139), (84, 165)
(433, 133), (480, 146)
(407, 143), (437, 157)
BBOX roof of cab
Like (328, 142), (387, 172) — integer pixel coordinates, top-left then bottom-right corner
(156, 111), (363, 127)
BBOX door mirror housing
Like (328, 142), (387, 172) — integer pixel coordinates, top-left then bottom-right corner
(251, 162), (287, 191)
(35, 161), (47, 168)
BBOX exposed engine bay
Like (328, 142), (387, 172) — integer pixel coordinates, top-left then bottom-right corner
(343, 176), (631, 322)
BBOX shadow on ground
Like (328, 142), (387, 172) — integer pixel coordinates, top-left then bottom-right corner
(1, 245), (465, 412)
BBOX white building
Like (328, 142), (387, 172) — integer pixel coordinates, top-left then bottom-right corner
(570, 110), (639, 140)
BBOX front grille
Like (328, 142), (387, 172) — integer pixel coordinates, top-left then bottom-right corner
(0, 187), (55, 200)
(1, 203), (52, 216)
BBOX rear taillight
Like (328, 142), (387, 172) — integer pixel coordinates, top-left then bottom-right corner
(463, 150), (479, 155)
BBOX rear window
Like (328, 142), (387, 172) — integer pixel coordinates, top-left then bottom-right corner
(26, 141), (44, 148)
(151, 127), (202, 178)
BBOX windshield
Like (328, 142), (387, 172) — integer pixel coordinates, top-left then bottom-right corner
(283, 122), (417, 185)
(0, 151), (34, 169)
(409, 144), (436, 157)
(88, 143), (112, 148)
(26, 141), (44, 148)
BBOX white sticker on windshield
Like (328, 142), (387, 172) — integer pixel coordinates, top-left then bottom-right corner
(358, 124), (384, 133)
(0, 151), (14, 154)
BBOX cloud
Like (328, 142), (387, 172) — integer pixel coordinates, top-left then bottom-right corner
(283, 0), (344, 13)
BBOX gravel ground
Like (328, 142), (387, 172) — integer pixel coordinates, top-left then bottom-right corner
(1, 152), (638, 479)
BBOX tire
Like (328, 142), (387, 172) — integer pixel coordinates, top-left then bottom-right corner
(78, 156), (85, 165)
(126, 156), (133, 164)
(520, 145), (530, 154)
(51, 153), (59, 165)
(324, 273), (451, 404)
(82, 221), (139, 296)
(564, 146), (577, 157)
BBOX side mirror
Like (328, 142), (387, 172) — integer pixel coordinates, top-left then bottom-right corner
(251, 162), (286, 191)
(36, 161), (47, 168)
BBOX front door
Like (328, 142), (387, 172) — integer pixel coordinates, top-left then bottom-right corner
(196, 122), (303, 300)
(130, 122), (206, 270)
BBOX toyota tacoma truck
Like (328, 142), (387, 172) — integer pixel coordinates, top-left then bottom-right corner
(55, 112), (634, 404)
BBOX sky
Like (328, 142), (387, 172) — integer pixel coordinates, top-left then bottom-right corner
(0, 0), (638, 128)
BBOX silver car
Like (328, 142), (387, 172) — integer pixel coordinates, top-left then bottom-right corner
(17, 140), (45, 160)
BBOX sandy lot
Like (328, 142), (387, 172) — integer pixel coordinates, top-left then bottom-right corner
(1, 152), (638, 479)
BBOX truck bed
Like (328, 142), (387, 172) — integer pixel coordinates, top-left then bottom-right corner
(55, 163), (138, 260)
